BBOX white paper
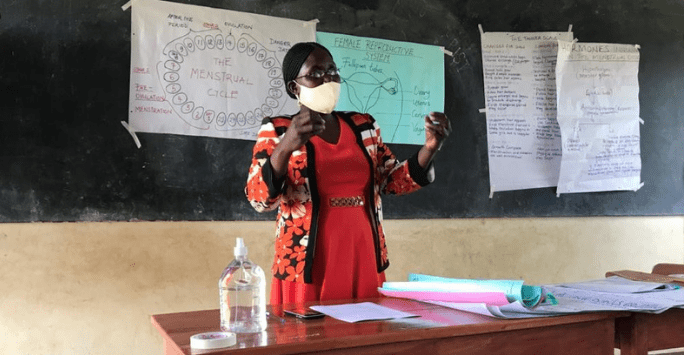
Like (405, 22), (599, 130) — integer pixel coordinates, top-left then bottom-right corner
(128, 0), (316, 140)
(555, 41), (642, 193)
(427, 300), (554, 319)
(541, 286), (684, 313)
(481, 31), (573, 192)
(309, 302), (418, 323)
(557, 276), (679, 293)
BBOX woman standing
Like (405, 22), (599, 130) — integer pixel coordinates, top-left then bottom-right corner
(246, 42), (450, 305)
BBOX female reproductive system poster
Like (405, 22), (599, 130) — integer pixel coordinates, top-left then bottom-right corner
(316, 32), (445, 145)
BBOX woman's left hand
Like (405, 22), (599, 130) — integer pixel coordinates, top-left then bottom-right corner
(424, 112), (451, 152)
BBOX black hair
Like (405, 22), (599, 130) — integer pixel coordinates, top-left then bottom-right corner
(282, 42), (333, 99)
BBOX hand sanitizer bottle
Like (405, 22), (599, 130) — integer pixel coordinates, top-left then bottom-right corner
(219, 238), (267, 333)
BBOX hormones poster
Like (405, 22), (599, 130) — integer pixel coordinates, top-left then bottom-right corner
(555, 41), (642, 194)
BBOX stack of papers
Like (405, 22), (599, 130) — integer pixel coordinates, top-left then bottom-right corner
(433, 276), (684, 319)
(378, 274), (555, 309)
(309, 276), (684, 322)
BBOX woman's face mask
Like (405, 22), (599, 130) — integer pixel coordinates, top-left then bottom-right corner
(295, 81), (341, 114)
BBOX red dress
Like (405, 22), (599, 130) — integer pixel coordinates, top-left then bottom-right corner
(270, 116), (386, 305)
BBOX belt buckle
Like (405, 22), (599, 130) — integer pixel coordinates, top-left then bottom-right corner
(329, 196), (364, 207)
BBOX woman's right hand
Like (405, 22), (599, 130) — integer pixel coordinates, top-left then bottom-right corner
(270, 110), (325, 179)
(279, 110), (326, 153)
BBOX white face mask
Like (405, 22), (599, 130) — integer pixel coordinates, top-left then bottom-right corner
(295, 81), (340, 114)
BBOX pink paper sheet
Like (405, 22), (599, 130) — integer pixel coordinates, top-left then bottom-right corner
(378, 288), (510, 306)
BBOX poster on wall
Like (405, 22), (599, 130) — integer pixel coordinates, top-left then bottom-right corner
(316, 32), (445, 145)
(128, 0), (316, 140)
(555, 41), (642, 194)
(480, 30), (573, 193)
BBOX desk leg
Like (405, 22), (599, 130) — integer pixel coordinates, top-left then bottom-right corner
(616, 314), (648, 355)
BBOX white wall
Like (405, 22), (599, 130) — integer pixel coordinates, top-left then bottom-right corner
(1, 217), (682, 354)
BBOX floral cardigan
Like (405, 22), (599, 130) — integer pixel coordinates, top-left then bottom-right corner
(245, 111), (434, 284)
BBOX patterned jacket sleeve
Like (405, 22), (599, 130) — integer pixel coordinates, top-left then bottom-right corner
(373, 121), (435, 196)
(245, 120), (285, 212)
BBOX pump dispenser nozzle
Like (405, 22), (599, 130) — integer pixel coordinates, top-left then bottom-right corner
(234, 237), (248, 257)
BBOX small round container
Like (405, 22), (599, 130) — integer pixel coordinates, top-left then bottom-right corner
(190, 332), (237, 350)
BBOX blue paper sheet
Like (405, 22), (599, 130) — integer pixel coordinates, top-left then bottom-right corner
(316, 32), (445, 145)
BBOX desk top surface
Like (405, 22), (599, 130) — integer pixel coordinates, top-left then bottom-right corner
(152, 298), (625, 355)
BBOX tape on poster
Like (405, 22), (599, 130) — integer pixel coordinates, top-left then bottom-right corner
(121, 121), (142, 149)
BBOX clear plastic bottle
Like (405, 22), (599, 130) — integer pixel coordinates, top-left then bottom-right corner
(219, 237), (267, 333)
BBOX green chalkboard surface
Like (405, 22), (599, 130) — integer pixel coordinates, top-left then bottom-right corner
(1, 0), (683, 222)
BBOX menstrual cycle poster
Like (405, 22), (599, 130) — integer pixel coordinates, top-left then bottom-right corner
(128, 0), (316, 140)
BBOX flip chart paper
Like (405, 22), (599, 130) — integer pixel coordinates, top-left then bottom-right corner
(405, 273), (543, 307)
(431, 289), (684, 319)
(480, 31), (573, 191)
(431, 279), (684, 319)
(377, 288), (510, 306)
(316, 32), (445, 145)
(555, 41), (642, 193)
(557, 276), (679, 293)
(427, 300), (551, 319)
(541, 286), (684, 313)
(128, 0), (315, 140)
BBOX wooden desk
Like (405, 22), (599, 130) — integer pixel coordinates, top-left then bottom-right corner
(615, 308), (684, 355)
(607, 266), (684, 355)
(151, 298), (624, 355)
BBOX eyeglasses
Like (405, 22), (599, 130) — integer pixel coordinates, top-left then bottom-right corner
(295, 67), (340, 80)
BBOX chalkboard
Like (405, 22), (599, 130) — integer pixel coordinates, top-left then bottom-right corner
(1, 0), (683, 222)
